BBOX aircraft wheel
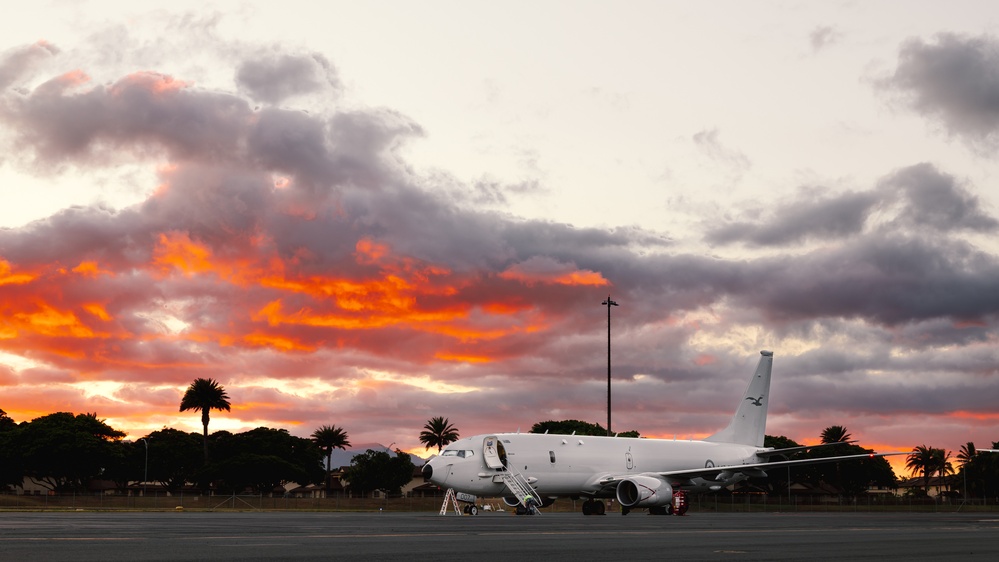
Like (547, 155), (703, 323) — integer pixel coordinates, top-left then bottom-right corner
(595, 501), (606, 515)
(581, 501), (592, 515)
(515, 506), (527, 515)
(667, 504), (675, 515)
(469, 506), (478, 516)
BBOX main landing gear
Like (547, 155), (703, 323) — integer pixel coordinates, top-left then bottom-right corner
(581, 499), (606, 515)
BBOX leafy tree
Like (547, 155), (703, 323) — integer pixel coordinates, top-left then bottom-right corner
(530, 419), (640, 438)
(420, 416), (460, 453)
(0, 409), (15, 431)
(960, 440), (999, 498)
(312, 425), (350, 495)
(14, 412), (125, 492)
(0, 409), (23, 490)
(179, 378), (231, 463)
(343, 449), (415, 497)
(99, 439), (142, 493)
(143, 429), (204, 493)
(820, 425), (852, 444)
(206, 427), (324, 494)
(787, 432), (895, 496)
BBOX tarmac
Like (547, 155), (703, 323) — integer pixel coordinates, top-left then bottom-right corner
(1, 510), (998, 561)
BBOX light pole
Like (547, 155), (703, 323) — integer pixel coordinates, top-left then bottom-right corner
(601, 295), (618, 437)
(139, 438), (149, 498)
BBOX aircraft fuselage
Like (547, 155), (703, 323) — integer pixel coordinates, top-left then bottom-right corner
(425, 432), (762, 498)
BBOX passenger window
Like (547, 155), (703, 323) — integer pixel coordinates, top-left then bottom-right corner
(549, 451), (556, 463)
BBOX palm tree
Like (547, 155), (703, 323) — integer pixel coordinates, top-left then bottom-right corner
(820, 425), (852, 444)
(906, 445), (938, 495)
(312, 425), (351, 495)
(179, 378), (231, 464)
(420, 416), (460, 454)
(935, 449), (955, 492)
(957, 442), (977, 467)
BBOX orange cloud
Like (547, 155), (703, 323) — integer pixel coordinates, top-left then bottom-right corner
(14, 303), (97, 339)
(499, 257), (608, 287)
(694, 353), (717, 366)
(153, 231), (216, 276)
(243, 333), (315, 352)
(0, 259), (36, 286)
(111, 71), (191, 96)
(72, 261), (113, 278)
(82, 303), (112, 321)
(434, 352), (493, 363)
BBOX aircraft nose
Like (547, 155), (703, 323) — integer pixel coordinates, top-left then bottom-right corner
(422, 463), (433, 481)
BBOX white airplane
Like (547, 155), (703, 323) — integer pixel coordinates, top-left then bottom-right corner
(423, 350), (903, 515)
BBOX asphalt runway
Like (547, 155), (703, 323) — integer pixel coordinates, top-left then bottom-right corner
(1, 510), (998, 561)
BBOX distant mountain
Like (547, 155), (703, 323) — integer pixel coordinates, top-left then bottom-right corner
(325, 443), (427, 469)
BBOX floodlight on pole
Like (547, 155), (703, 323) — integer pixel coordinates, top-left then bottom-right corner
(139, 438), (149, 498)
(601, 295), (618, 437)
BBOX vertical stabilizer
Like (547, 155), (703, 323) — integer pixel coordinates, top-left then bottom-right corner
(705, 351), (773, 447)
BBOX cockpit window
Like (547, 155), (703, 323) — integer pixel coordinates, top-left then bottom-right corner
(440, 449), (474, 458)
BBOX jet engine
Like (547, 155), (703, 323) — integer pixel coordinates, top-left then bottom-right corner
(615, 475), (674, 508)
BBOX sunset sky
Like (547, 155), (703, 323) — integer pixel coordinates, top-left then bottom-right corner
(1, 1), (998, 477)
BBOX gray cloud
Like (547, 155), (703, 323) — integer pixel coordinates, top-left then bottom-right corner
(705, 188), (878, 246)
(704, 163), (997, 247)
(879, 33), (999, 149)
(881, 162), (999, 232)
(692, 128), (750, 171)
(0, 41), (59, 91)
(809, 26), (842, 53)
(236, 51), (341, 105)
(747, 233), (999, 326)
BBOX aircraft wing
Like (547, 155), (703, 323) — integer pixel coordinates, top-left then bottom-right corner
(654, 451), (909, 482)
(979, 449), (999, 453)
(596, 451), (907, 487)
(754, 441), (852, 458)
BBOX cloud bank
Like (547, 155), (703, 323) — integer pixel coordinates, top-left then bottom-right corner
(1, 26), (997, 461)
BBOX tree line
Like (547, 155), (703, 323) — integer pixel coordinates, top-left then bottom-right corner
(6, 380), (996, 500)
(0, 379), (466, 497)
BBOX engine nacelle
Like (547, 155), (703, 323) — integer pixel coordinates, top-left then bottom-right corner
(615, 475), (674, 508)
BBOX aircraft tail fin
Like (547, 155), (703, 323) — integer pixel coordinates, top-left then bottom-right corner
(705, 351), (773, 447)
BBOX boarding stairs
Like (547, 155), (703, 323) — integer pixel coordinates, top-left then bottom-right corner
(500, 470), (542, 515)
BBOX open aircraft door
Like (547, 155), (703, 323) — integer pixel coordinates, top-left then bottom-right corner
(482, 436), (506, 469)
